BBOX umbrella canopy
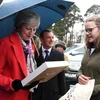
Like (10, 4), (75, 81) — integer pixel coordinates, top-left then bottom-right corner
(0, 0), (3, 6)
(0, 0), (46, 19)
(0, 0), (74, 38)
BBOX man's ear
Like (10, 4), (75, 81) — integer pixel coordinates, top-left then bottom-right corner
(40, 38), (43, 43)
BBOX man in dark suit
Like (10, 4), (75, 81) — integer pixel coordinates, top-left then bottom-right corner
(32, 29), (66, 100)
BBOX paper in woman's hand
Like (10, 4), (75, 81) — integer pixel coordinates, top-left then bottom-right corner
(59, 79), (95, 100)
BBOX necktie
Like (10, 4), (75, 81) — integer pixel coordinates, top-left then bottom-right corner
(44, 50), (49, 60)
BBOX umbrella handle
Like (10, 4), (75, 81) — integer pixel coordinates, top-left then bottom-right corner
(31, 38), (40, 57)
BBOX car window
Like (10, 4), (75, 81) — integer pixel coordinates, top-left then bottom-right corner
(75, 47), (85, 54)
(65, 45), (79, 52)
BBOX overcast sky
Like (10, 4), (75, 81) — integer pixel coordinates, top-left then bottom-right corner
(66, 0), (100, 31)
(67, 0), (100, 16)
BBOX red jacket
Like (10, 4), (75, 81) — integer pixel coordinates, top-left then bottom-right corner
(0, 31), (34, 100)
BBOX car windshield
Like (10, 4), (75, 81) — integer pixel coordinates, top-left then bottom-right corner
(65, 45), (79, 52)
(75, 47), (84, 54)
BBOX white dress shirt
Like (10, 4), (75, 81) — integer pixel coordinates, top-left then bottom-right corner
(42, 46), (52, 59)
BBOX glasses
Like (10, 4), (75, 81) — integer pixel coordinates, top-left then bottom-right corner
(85, 26), (98, 33)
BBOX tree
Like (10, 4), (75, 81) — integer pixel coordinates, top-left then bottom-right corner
(48, 19), (65, 40)
(63, 4), (84, 46)
(50, 4), (84, 46)
(84, 5), (100, 17)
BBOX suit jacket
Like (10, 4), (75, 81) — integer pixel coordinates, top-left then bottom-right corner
(0, 31), (34, 100)
(32, 47), (66, 100)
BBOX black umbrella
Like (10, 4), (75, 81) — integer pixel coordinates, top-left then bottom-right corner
(0, 0), (74, 38)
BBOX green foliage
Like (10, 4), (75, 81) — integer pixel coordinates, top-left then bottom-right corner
(50, 4), (84, 41)
(85, 5), (100, 17)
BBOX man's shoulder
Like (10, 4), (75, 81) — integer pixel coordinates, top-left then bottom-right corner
(52, 48), (63, 54)
(51, 48), (64, 60)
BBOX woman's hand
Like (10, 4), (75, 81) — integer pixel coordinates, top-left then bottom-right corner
(12, 79), (39, 92)
(78, 74), (91, 85)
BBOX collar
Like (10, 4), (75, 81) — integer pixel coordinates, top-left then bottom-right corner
(42, 46), (52, 53)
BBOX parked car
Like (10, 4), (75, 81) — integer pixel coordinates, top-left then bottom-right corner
(64, 43), (85, 90)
